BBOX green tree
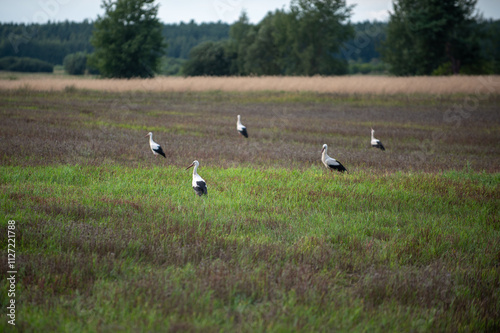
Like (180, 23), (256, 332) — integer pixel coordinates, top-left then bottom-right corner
(477, 19), (500, 74)
(242, 12), (286, 75)
(227, 12), (255, 75)
(381, 0), (481, 75)
(89, 0), (166, 78)
(227, 0), (354, 76)
(288, 0), (354, 75)
(63, 52), (87, 75)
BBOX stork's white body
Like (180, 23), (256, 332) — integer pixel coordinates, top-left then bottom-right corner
(321, 144), (347, 173)
(145, 132), (166, 158)
(371, 128), (385, 151)
(237, 115), (248, 138)
(191, 169), (205, 189)
(186, 160), (207, 196)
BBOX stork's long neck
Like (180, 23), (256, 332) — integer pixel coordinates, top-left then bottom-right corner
(371, 131), (375, 140)
(149, 134), (153, 143)
(192, 165), (199, 177)
(237, 117), (241, 126)
(322, 148), (327, 161)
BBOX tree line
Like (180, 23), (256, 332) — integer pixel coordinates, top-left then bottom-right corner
(0, 16), (389, 76)
(0, 0), (499, 76)
(0, 0), (385, 76)
(0, 20), (229, 66)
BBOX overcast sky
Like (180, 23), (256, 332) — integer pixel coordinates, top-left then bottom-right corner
(0, 0), (499, 25)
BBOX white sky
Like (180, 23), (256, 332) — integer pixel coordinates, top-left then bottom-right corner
(0, 0), (499, 24)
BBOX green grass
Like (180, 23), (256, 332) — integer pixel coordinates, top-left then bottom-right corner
(0, 89), (499, 331)
(1, 164), (499, 332)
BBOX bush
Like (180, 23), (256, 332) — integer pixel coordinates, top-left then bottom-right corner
(432, 61), (495, 76)
(86, 54), (100, 75)
(348, 60), (388, 75)
(0, 56), (53, 72)
(159, 56), (185, 76)
(182, 41), (233, 76)
(459, 61), (494, 75)
(63, 52), (87, 75)
(431, 62), (453, 76)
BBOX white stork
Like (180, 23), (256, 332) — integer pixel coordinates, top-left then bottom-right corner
(371, 128), (385, 151)
(144, 132), (166, 158)
(237, 115), (248, 138)
(186, 160), (207, 196)
(321, 144), (347, 173)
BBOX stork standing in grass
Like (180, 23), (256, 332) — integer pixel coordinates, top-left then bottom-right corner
(186, 160), (207, 196)
(371, 128), (385, 151)
(237, 115), (248, 138)
(321, 144), (347, 173)
(145, 132), (166, 158)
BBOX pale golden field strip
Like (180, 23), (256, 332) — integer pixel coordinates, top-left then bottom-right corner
(1, 74), (500, 94)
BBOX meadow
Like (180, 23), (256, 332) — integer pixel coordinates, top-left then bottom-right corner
(0, 79), (499, 332)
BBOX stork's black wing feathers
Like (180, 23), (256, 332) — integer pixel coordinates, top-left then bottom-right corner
(239, 128), (248, 138)
(193, 181), (208, 196)
(329, 162), (347, 173)
(372, 142), (385, 151)
(153, 146), (166, 158)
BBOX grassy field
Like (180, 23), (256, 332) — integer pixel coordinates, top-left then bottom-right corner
(1, 85), (499, 332)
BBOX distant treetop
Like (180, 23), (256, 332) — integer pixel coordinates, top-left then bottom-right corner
(88, 0), (166, 78)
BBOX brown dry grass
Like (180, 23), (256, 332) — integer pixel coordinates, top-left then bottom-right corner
(1, 88), (499, 172)
(1, 74), (500, 94)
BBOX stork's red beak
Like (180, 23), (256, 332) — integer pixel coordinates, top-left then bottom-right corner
(321, 147), (325, 153)
(185, 163), (194, 170)
(144, 134), (149, 138)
